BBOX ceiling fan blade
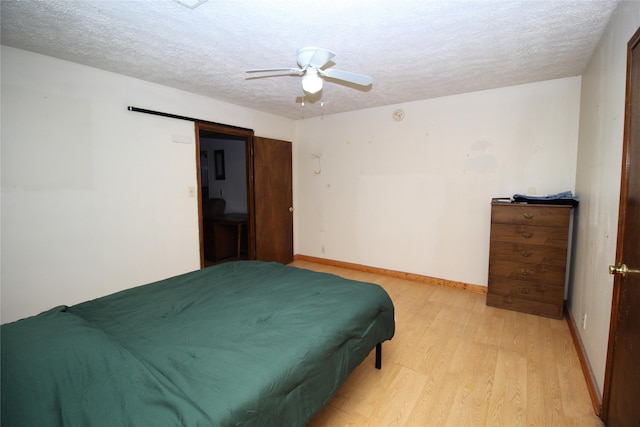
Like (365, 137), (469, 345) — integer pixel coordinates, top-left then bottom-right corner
(321, 69), (372, 86)
(246, 68), (302, 75)
(307, 47), (336, 69)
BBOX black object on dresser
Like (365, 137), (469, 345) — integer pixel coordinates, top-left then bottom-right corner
(486, 199), (574, 319)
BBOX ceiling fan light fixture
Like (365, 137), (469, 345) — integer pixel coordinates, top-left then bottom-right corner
(247, 47), (370, 97)
(302, 69), (323, 94)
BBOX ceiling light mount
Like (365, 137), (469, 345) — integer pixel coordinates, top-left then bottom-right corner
(174, 0), (208, 9)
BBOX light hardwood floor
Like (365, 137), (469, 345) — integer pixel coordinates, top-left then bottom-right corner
(289, 260), (603, 427)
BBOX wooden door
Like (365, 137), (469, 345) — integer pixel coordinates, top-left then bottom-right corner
(253, 137), (293, 264)
(601, 26), (640, 427)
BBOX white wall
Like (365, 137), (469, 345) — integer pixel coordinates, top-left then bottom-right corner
(570, 1), (640, 398)
(1, 46), (294, 324)
(294, 77), (581, 286)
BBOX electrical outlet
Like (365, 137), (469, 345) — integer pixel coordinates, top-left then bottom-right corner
(321, 245), (326, 254)
(582, 313), (587, 330)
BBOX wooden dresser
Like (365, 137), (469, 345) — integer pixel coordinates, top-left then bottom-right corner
(486, 200), (573, 319)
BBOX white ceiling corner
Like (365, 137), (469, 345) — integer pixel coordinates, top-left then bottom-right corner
(0, 0), (619, 120)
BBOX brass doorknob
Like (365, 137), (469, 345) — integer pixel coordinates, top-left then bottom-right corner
(289, 207), (294, 213)
(609, 263), (640, 277)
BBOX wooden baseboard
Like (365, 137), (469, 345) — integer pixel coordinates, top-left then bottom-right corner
(565, 305), (602, 417)
(293, 254), (487, 294)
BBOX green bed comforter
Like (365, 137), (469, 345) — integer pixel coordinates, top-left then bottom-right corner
(1, 261), (395, 426)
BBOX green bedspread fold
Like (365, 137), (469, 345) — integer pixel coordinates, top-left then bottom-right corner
(2, 261), (394, 426)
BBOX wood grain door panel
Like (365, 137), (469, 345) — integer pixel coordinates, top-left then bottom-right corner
(602, 26), (640, 427)
(253, 137), (293, 264)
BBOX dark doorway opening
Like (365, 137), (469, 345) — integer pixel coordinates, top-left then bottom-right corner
(197, 125), (253, 267)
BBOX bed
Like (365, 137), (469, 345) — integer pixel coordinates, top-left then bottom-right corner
(1, 261), (395, 426)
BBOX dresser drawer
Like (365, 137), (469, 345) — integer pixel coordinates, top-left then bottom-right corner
(491, 204), (571, 227)
(489, 241), (567, 266)
(489, 259), (566, 285)
(488, 276), (564, 305)
(490, 223), (569, 247)
(486, 289), (563, 319)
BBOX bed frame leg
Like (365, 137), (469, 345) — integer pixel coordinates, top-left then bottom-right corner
(375, 343), (382, 369)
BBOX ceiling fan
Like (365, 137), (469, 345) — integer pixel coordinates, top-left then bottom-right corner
(246, 47), (372, 95)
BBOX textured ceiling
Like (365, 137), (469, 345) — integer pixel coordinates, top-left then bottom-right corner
(1, 0), (619, 120)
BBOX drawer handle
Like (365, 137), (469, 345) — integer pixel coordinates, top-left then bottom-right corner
(519, 287), (532, 294)
(520, 232), (533, 238)
(520, 268), (535, 276)
(523, 212), (534, 219)
(521, 250), (532, 257)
